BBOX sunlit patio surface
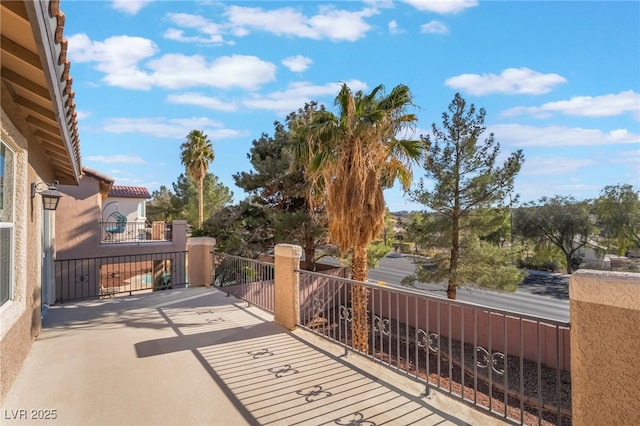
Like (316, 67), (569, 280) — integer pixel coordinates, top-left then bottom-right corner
(2, 287), (501, 425)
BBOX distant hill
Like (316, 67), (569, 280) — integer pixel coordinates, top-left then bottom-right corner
(391, 210), (410, 218)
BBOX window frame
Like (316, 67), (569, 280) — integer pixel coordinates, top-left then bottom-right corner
(137, 200), (146, 219)
(0, 140), (15, 308)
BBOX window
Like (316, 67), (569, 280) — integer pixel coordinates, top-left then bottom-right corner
(137, 201), (146, 219)
(0, 141), (15, 306)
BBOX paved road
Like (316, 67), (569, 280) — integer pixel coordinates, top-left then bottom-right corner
(319, 256), (570, 322)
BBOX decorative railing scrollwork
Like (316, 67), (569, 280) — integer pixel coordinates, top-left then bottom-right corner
(339, 305), (353, 322)
(416, 329), (440, 353)
(476, 346), (505, 375)
(372, 315), (390, 335)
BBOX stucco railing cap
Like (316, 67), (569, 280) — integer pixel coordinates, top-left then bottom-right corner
(186, 237), (216, 248)
(570, 269), (640, 310)
(275, 244), (302, 258)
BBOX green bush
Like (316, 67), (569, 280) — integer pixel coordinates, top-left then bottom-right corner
(517, 244), (565, 272)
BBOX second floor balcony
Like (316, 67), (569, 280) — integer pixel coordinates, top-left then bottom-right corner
(100, 221), (173, 244)
(2, 286), (500, 426)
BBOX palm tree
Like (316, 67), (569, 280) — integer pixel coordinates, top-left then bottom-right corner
(180, 130), (214, 228)
(293, 83), (424, 352)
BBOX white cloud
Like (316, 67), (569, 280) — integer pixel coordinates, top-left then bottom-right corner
(502, 90), (640, 119)
(515, 181), (602, 203)
(445, 68), (567, 95)
(282, 55), (313, 72)
(75, 110), (91, 120)
(101, 117), (247, 140)
(489, 124), (640, 147)
(420, 20), (449, 34)
(84, 154), (146, 164)
(225, 5), (379, 41)
(164, 13), (226, 44)
(166, 93), (238, 112)
(111, 0), (152, 15)
(608, 148), (640, 165)
(364, 0), (395, 8)
(402, 0), (478, 14)
(243, 80), (369, 114)
(67, 34), (158, 69)
(68, 33), (276, 91)
(147, 54), (276, 90)
(388, 20), (402, 35)
(520, 157), (596, 176)
(67, 34), (158, 89)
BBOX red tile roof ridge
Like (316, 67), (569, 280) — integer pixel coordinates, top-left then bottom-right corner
(108, 185), (151, 199)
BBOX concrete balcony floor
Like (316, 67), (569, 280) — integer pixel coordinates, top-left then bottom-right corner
(2, 287), (501, 425)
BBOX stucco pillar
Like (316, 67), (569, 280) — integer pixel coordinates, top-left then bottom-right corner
(570, 270), (640, 425)
(274, 244), (302, 330)
(186, 237), (216, 287)
(171, 220), (187, 248)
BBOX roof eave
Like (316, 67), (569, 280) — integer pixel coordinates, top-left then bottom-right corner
(25, 0), (81, 184)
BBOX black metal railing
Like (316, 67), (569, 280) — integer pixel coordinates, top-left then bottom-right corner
(100, 222), (173, 244)
(297, 269), (571, 426)
(213, 253), (275, 313)
(55, 251), (187, 302)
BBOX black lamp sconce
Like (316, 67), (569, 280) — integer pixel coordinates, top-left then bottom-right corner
(31, 180), (62, 211)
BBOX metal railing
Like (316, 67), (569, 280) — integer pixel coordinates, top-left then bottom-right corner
(213, 254), (275, 313)
(55, 251), (187, 302)
(298, 269), (571, 426)
(100, 222), (173, 244)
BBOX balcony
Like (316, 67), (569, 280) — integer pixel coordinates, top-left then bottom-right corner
(0, 287), (498, 425)
(100, 221), (173, 244)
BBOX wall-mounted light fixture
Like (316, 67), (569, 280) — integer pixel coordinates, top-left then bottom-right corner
(31, 180), (62, 211)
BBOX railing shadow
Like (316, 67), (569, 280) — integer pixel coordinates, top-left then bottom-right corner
(132, 290), (480, 426)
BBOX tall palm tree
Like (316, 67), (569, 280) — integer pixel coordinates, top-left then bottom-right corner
(294, 83), (424, 352)
(180, 129), (214, 228)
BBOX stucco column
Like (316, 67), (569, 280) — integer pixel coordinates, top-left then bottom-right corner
(570, 270), (640, 425)
(186, 237), (216, 287)
(274, 244), (302, 330)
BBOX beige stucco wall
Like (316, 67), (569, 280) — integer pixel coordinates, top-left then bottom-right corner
(56, 176), (188, 261)
(0, 104), (57, 403)
(56, 175), (103, 257)
(570, 270), (640, 426)
(103, 196), (146, 224)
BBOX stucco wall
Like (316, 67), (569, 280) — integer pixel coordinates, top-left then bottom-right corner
(56, 176), (187, 261)
(56, 175), (103, 258)
(0, 105), (57, 403)
(103, 196), (145, 224)
(570, 270), (640, 425)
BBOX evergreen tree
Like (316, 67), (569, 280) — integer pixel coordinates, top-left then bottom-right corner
(233, 119), (326, 267)
(411, 93), (524, 299)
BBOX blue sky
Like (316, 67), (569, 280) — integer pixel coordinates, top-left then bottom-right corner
(62, 0), (639, 212)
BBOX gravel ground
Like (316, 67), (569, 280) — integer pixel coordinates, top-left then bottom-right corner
(307, 312), (572, 426)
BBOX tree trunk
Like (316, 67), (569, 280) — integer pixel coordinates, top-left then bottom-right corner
(303, 225), (315, 271)
(351, 246), (369, 353)
(197, 179), (204, 228)
(448, 214), (459, 299)
(564, 251), (575, 274)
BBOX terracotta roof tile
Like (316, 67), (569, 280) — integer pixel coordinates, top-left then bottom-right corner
(49, 0), (82, 180)
(108, 186), (151, 199)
